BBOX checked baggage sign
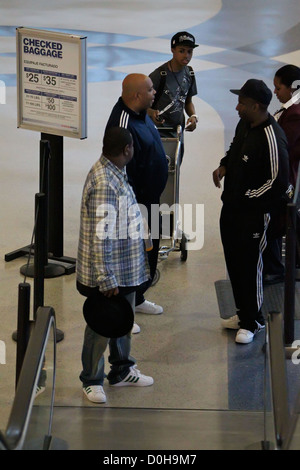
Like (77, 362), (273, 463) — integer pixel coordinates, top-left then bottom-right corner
(16, 27), (87, 139)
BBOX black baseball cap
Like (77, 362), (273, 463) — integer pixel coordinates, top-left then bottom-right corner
(230, 79), (272, 106)
(83, 291), (134, 338)
(171, 31), (198, 49)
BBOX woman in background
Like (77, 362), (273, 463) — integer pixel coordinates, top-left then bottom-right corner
(264, 64), (300, 283)
(274, 65), (300, 188)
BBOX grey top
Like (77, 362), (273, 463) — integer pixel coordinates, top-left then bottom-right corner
(149, 62), (197, 128)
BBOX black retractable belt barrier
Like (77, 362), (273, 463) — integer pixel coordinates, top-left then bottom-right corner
(40, 134), (76, 273)
(15, 282), (31, 388)
(13, 191), (64, 352)
(5, 137), (76, 275)
(34, 193), (46, 315)
(32, 192), (64, 342)
(20, 140), (65, 278)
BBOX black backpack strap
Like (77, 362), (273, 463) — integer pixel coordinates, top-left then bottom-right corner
(152, 69), (167, 108)
(188, 66), (195, 88)
(152, 65), (195, 109)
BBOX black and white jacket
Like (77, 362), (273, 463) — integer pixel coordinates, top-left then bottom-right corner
(105, 97), (168, 206)
(220, 114), (289, 213)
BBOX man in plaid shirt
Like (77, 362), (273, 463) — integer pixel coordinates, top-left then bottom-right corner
(77, 127), (154, 403)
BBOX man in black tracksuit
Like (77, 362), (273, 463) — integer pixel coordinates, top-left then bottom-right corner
(213, 79), (289, 344)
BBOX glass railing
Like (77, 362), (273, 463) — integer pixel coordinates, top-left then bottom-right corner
(283, 390), (300, 449)
(263, 311), (291, 449)
(1, 306), (56, 450)
(262, 162), (300, 450)
(263, 162), (300, 450)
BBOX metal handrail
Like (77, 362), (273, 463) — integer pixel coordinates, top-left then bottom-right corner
(3, 306), (56, 450)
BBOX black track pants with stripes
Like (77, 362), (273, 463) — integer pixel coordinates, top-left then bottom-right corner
(220, 205), (270, 332)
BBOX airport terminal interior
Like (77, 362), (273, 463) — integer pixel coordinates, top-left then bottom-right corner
(1, 0), (300, 451)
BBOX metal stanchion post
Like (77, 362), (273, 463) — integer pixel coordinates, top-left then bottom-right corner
(15, 282), (31, 388)
(33, 193), (64, 342)
(20, 141), (65, 278)
(13, 194), (64, 344)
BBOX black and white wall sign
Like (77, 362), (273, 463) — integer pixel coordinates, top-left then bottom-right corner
(16, 27), (87, 139)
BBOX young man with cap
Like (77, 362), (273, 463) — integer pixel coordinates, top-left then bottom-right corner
(148, 31), (198, 142)
(213, 79), (290, 344)
(77, 127), (154, 403)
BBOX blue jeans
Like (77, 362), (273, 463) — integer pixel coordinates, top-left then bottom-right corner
(78, 287), (136, 386)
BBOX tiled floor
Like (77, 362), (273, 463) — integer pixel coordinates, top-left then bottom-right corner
(0, 0), (300, 450)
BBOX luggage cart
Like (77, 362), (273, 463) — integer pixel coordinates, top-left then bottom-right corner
(152, 125), (188, 285)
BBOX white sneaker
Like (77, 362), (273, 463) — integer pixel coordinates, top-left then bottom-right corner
(83, 385), (106, 403)
(35, 386), (45, 397)
(235, 329), (255, 344)
(135, 300), (163, 315)
(132, 322), (141, 334)
(110, 365), (154, 387)
(235, 322), (264, 344)
(221, 314), (240, 330)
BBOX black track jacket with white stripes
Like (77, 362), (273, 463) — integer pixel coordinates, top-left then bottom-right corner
(105, 97), (168, 205)
(220, 114), (289, 213)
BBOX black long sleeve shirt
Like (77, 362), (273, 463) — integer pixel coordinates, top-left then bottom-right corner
(220, 114), (289, 213)
(105, 97), (168, 206)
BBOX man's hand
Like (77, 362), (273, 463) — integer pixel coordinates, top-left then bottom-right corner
(212, 166), (226, 188)
(102, 287), (119, 298)
(147, 108), (165, 125)
(185, 115), (197, 132)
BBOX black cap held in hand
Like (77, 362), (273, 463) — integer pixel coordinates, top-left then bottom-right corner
(83, 291), (134, 338)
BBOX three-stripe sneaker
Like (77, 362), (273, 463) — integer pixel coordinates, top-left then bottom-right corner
(35, 386), (45, 397)
(83, 385), (107, 403)
(235, 321), (265, 344)
(110, 365), (154, 387)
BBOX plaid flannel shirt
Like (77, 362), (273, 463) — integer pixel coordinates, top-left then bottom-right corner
(76, 154), (150, 291)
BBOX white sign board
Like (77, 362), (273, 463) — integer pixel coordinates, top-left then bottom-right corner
(16, 27), (87, 139)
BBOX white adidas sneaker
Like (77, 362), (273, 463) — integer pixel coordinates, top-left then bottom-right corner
(110, 366), (154, 387)
(83, 385), (106, 403)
